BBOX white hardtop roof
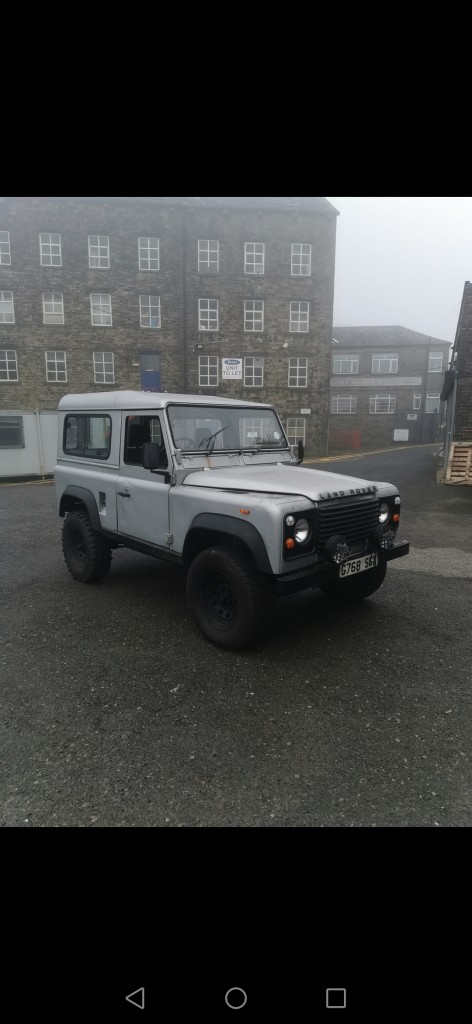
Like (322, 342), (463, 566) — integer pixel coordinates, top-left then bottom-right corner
(58, 391), (274, 411)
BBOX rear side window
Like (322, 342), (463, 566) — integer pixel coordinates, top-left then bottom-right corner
(63, 414), (111, 460)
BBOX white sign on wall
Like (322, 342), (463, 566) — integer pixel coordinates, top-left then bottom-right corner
(407, 414), (418, 421)
(222, 358), (243, 379)
(300, 409), (311, 414)
(394, 429), (409, 441)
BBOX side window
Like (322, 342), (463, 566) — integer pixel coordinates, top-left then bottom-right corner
(63, 414), (111, 459)
(124, 415), (168, 468)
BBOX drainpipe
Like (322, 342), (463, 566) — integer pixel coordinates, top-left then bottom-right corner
(34, 409), (45, 479)
(181, 208), (188, 391)
(444, 367), (458, 466)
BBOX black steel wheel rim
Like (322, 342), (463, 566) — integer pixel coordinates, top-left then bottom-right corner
(203, 571), (238, 626)
(70, 529), (87, 563)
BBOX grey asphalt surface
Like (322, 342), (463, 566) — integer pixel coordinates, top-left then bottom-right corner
(1, 445), (471, 827)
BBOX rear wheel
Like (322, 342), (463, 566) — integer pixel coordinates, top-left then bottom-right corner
(319, 562), (387, 601)
(186, 545), (268, 649)
(62, 509), (112, 583)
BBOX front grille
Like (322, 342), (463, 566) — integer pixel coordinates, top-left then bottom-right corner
(317, 495), (380, 550)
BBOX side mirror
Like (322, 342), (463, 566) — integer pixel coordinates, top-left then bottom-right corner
(142, 442), (160, 470)
(297, 440), (305, 464)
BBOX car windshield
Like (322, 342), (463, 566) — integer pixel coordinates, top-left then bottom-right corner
(167, 405), (289, 453)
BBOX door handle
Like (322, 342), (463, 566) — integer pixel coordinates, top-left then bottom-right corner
(118, 490), (130, 498)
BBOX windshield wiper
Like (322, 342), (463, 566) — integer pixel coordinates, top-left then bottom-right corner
(198, 426), (229, 454)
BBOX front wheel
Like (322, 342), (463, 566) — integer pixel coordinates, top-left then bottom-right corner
(62, 510), (112, 583)
(186, 545), (266, 649)
(319, 561), (387, 602)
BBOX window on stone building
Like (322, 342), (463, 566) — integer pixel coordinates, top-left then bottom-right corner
(0, 291), (15, 323)
(291, 243), (311, 276)
(0, 349), (18, 381)
(0, 415), (24, 447)
(93, 351), (115, 384)
(198, 240), (219, 273)
(45, 351), (67, 383)
(286, 417), (306, 446)
(333, 355), (359, 374)
(290, 301), (309, 333)
(139, 295), (161, 328)
(198, 299), (219, 331)
(425, 393), (440, 413)
(428, 352), (443, 372)
(331, 394), (357, 414)
(42, 293), (64, 325)
(199, 355), (218, 386)
(413, 394), (421, 410)
(39, 233), (62, 267)
(244, 357), (264, 387)
(369, 394), (396, 414)
(288, 357), (308, 387)
(139, 237), (159, 271)
(244, 300), (264, 332)
(90, 294), (112, 326)
(88, 235), (110, 269)
(0, 231), (11, 265)
(372, 353), (398, 374)
(244, 242), (265, 275)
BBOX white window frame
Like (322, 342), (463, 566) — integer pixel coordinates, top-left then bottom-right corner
(244, 300), (264, 332)
(413, 394), (421, 410)
(45, 350), (67, 383)
(88, 235), (110, 269)
(290, 301), (310, 333)
(291, 243), (311, 276)
(198, 299), (219, 331)
(198, 239), (219, 273)
(0, 349), (18, 381)
(244, 242), (265, 275)
(42, 292), (64, 325)
(333, 355), (359, 374)
(139, 295), (161, 329)
(90, 294), (112, 327)
(428, 352), (443, 372)
(39, 232), (62, 267)
(0, 230), (11, 266)
(138, 237), (159, 271)
(288, 357), (308, 387)
(0, 290), (15, 324)
(372, 353), (398, 374)
(93, 351), (115, 384)
(369, 394), (396, 414)
(286, 417), (306, 446)
(425, 393), (440, 414)
(199, 355), (219, 387)
(244, 357), (264, 387)
(331, 394), (358, 414)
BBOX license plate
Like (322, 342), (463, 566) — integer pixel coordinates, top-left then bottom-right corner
(339, 553), (378, 578)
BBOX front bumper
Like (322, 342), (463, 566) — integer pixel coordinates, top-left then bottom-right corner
(274, 540), (410, 597)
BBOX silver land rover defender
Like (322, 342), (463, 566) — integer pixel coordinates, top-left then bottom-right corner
(55, 391), (409, 649)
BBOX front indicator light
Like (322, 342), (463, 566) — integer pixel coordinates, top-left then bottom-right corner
(392, 513), (400, 523)
(285, 538), (295, 549)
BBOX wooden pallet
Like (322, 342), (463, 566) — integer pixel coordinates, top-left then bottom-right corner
(446, 442), (472, 484)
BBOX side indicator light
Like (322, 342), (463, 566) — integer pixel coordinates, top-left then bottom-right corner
(239, 509), (250, 515)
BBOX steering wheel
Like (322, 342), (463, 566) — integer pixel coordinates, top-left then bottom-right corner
(175, 437), (195, 451)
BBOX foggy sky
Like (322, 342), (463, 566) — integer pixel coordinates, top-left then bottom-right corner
(326, 197), (472, 344)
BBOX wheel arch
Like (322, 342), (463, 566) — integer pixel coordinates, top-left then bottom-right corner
(59, 486), (101, 530)
(183, 513), (272, 574)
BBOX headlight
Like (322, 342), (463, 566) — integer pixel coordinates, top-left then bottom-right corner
(379, 503), (390, 524)
(294, 518), (310, 544)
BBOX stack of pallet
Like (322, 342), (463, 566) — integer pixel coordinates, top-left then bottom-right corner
(446, 442), (472, 484)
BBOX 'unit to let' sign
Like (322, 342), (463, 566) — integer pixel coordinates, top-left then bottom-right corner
(222, 358), (243, 379)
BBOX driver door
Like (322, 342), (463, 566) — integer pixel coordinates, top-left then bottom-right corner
(117, 411), (170, 547)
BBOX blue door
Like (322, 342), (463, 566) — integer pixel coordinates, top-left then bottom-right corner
(140, 354), (161, 393)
